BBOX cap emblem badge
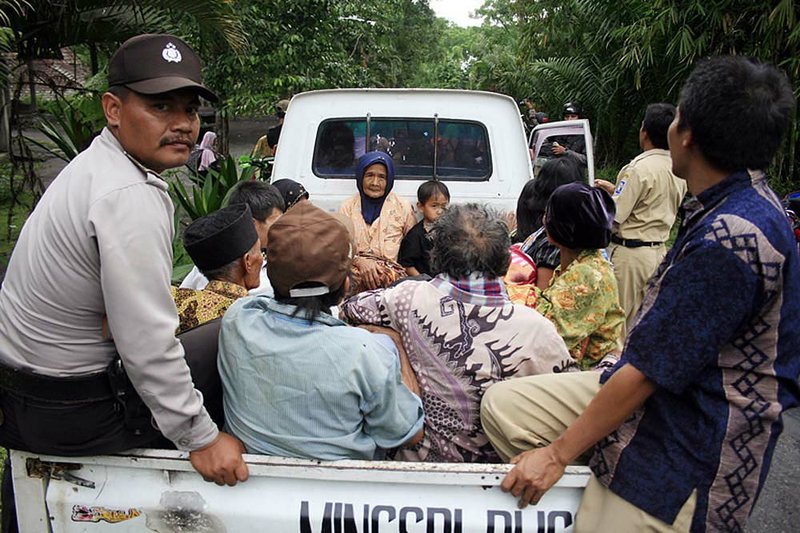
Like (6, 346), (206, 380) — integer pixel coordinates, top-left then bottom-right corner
(161, 43), (182, 63)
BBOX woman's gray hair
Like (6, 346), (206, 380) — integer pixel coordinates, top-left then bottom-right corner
(430, 203), (510, 278)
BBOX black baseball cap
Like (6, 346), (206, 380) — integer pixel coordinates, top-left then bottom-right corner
(108, 34), (218, 102)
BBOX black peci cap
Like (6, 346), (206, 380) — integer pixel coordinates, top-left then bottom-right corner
(183, 204), (258, 273)
(108, 34), (218, 102)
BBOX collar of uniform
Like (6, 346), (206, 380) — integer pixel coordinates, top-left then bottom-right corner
(205, 279), (248, 300)
(98, 127), (169, 192)
(631, 148), (670, 164)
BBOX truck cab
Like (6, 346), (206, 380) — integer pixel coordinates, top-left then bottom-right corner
(271, 89), (534, 213)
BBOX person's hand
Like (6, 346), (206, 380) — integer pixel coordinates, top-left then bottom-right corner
(356, 256), (381, 289)
(189, 432), (249, 486)
(551, 143), (566, 156)
(501, 446), (567, 508)
(594, 179), (616, 195)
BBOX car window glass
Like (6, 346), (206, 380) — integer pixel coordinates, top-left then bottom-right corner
(313, 118), (491, 181)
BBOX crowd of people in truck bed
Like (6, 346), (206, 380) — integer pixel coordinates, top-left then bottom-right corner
(1, 33), (798, 533)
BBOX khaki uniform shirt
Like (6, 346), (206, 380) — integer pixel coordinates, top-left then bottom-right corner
(612, 149), (687, 242)
(0, 128), (217, 451)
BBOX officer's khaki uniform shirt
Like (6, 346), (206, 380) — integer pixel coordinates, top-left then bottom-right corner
(609, 149), (686, 332)
(0, 128), (217, 451)
(612, 149), (686, 242)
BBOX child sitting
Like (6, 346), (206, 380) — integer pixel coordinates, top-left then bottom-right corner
(398, 180), (450, 277)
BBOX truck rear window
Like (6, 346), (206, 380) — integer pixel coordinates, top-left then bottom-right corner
(312, 118), (491, 181)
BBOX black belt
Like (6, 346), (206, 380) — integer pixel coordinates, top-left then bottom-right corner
(0, 361), (114, 402)
(611, 235), (664, 248)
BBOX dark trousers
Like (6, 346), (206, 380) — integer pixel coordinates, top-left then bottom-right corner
(0, 389), (168, 533)
(0, 318), (224, 532)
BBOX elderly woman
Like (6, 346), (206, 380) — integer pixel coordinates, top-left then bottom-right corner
(339, 151), (416, 292)
(535, 182), (625, 369)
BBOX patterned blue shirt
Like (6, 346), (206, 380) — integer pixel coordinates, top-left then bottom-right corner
(218, 296), (424, 460)
(592, 171), (800, 532)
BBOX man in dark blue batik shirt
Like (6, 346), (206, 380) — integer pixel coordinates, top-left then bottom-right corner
(481, 56), (800, 532)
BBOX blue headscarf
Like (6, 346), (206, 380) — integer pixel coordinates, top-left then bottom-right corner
(355, 151), (395, 225)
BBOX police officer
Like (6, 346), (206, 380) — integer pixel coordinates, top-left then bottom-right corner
(544, 102), (587, 169)
(595, 103), (687, 333)
(0, 34), (249, 497)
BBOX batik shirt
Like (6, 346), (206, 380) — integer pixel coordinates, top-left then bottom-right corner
(170, 280), (248, 334)
(341, 275), (573, 463)
(591, 171), (800, 532)
(535, 249), (625, 369)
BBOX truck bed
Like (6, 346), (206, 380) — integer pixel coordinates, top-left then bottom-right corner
(11, 448), (590, 532)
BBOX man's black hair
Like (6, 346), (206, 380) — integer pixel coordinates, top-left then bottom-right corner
(642, 103), (676, 150)
(677, 56), (795, 172)
(430, 203), (510, 278)
(202, 257), (239, 282)
(227, 181), (285, 221)
(417, 180), (451, 204)
(107, 85), (130, 99)
(516, 158), (583, 241)
(274, 282), (346, 323)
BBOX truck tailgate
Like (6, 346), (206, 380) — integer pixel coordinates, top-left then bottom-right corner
(12, 449), (590, 532)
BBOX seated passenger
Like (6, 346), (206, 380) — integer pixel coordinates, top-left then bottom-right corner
(398, 180), (450, 277)
(513, 158), (584, 289)
(341, 204), (573, 463)
(171, 204), (263, 334)
(535, 182), (625, 369)
(218, 202), (424, 460)
(180, 181), (284, 296)
(339, 151), (416, 293)
(271, 178), (309, 211)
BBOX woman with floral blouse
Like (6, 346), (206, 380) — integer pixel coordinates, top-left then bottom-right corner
(534, 182), (625, 369)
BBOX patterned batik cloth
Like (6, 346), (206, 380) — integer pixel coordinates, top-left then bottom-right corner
(340, 274), (574, 463)
(170, 279), (248, 334)
(592, 170), (800, 532)
(533, 248), (625, 369)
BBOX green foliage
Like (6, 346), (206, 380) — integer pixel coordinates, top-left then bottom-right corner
(170, 155), (255, 221)
(3, 0), (246, 61)
(169, 155), (256, 279)
(474, 0), (800, 187)
(199, 0), (442, 115)
(27, 94), (105, 161)
(171, 211), (194, 283)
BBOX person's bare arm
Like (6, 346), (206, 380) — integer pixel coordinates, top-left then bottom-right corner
(189, 432), (250, 486)
(405, 266), (421, 277)
(358, 325), (420, 397)
(354, 256), (382, 290)
(501, 363), (656, 508)
(594, 179), (616, 195)
(535, 267), (555, 290)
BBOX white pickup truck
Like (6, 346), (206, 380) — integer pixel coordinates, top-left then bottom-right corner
(11, 449), (589, 532)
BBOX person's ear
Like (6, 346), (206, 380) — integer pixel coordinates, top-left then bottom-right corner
(244, 248), (261, 274)
(417, 201), (424, 212)
(102, 92), (122, 128)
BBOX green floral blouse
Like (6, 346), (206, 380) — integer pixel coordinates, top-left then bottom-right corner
(535, 249), (625, 369)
